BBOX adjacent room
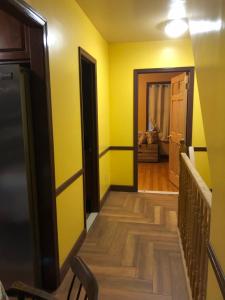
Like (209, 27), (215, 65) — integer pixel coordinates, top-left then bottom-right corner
(137, 70), (193, 192)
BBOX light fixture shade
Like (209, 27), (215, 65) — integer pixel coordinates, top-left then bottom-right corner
(165, 19), (188, 38)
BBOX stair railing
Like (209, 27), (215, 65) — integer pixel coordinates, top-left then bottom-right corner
(178, 152), (212, 300)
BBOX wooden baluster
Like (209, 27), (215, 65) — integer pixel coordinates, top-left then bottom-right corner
(189, 179), (196, 286)
(194, 195), (203, 300)
(178, 158), (185, 259)
(190, 185), (198, 294)
(191, 188), (200, 296)
(183, 166), (188, 261)
(199, 205), (210, 300)
(186, 171), (193, 278)
(197, 203), (206, 300)
(178, 158), (184, 235)
(185, 168), (189, 266)
(178, 153), (211, 300)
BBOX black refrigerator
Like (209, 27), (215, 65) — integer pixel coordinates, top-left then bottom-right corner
(0, 64), (38, 288)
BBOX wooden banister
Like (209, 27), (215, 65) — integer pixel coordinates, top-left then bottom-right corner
(181, 153), (212, 207)
(188, 146), (196, 166)
(178, 152), (212, 300)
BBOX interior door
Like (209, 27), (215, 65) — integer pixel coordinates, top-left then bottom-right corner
(169, 72), (188, 187)
(80, 52), (100, 215)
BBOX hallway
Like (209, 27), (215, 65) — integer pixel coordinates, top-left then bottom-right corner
(138, 162), (178, 192)
(78, 192), (189, 300)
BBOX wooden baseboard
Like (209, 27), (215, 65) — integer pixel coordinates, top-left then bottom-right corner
(110, 185), (136, 192)
(60, 229), (86, 281)
(100, 186), (111, 208)
(100, 184), (136, 209)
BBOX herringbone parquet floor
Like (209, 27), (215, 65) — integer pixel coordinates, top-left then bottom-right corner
(78, 191), (189, 300)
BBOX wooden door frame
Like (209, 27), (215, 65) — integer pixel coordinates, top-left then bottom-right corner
(1, 0), (59, 290)
(133, 67), (195, 191)
(78, 47), (100, 226)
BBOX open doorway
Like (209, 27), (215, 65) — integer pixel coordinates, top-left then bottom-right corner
(79, 48), (100, 226)
(134, 67), (194, 192)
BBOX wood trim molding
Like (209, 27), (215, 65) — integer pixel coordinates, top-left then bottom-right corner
(146, 83), (150, 131)
(100, 186), (111, 208)
(110, 146), (134, 151)
(79, 47), (96, 64)
(208, 243), (225, 299)
(99, 147), (110, 158)
(60, 229), (86, 281)
(7, 0), (46, 25)
(194, 147), (207, 152)
(99, 146), (135, 159)
(56, 169), (83, 196)
(147, 81), (171, 85)
(56, 143), (136, 197)
(134, 66), (195, 74)
(78, 46), (100, 219)
(110, 185), (136, 192)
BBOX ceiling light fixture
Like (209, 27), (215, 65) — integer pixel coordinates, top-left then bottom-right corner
(165, 19), (188, 38)
(168, 0), (186, 20)
(189, 19), (222, 35)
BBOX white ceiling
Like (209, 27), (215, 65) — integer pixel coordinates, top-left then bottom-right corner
(76, 0), (190, 42)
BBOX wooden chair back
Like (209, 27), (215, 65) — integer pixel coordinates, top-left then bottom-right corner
(7, 256), (98, 300)
(67, 256), (98, 300)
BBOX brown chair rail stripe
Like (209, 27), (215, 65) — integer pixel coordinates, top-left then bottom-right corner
(110, 146), (134, 150)
(208, 243), (225, 299)
(99, 147), (110, 158)
(56, 169), (83, 196)
(56, 146), (135, 196)
(194, 147), (207, 152)
(99, 146), (135, 158)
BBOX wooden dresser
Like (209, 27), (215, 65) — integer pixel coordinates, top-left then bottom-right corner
(138, 143), (159, 162)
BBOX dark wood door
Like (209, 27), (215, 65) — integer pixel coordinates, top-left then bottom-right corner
(79, 48), (100, 216)
(0, 9), (30, 61)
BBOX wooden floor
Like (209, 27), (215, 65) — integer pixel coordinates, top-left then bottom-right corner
(138, 162), (178, 192)
(57, 192), (189, 300)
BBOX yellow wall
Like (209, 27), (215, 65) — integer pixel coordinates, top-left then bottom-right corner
(56, 178), (84, 266)
(111, 151), (133, 185)
(195, 152), (211, 188)
(25, 0), (111, 266)
(188, 1), (225, 298)
(192, 79), (211, 188)
(109, 39), (207, 185)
